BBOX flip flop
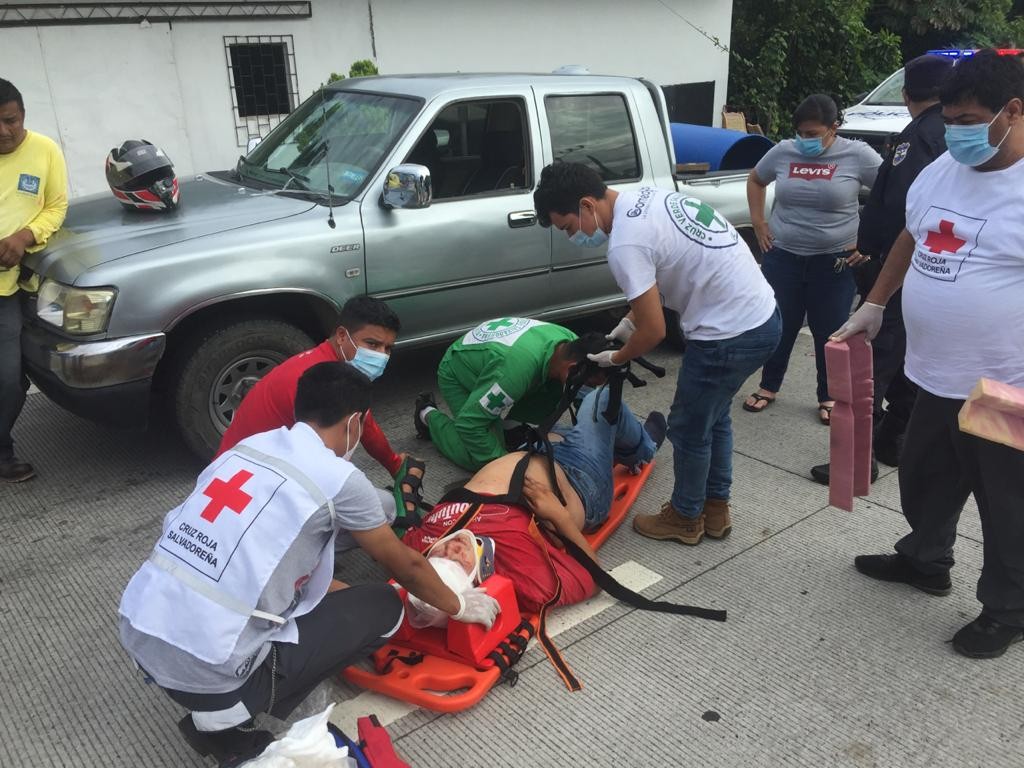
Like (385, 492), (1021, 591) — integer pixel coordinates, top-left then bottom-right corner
(818, 404), (834, 426)
(742, 392), (775, 413)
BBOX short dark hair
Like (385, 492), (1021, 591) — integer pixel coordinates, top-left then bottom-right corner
(940, 49), (1024, 113)
(338, 296), (400, 334)
(533, 162), (608, 228)
(560, 331), (610, 363)
(793, 94), (840, 128)
(294, 361), (372, 428)
(0, 79), (24, 112)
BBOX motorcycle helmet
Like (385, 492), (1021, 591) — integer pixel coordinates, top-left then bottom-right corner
(105, 139), (179, 211)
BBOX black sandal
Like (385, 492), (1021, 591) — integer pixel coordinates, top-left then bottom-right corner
(742, 392), (775, 413)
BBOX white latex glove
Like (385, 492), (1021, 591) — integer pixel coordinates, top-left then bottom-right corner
(606, 316), (636, 344)
(452, 587), (500, 628)
(587, 349), (622, 368)
(831, 302), (885, 342)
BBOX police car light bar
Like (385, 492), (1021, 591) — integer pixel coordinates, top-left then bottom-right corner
(927, 48), (1023, 59)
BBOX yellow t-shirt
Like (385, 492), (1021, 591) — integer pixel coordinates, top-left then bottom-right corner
(0, 130), (69, 296)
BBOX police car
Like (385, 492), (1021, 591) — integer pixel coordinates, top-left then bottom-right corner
(839, 48), (1024, 157)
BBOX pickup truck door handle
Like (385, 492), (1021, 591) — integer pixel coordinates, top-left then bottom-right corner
(508, 210), (537, 228)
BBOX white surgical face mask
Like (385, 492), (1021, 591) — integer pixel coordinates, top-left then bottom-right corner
(342, 412), (363, 461)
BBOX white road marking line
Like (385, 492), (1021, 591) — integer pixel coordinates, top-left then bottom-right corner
(330, 560), (663, 736)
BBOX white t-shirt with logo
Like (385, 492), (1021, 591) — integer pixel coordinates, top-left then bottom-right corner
(606, 187), (777, 341)
(902, 152), (1024, 399)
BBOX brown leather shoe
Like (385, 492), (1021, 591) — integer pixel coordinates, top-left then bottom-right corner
(633, 503), (704, 545)
(703, 498), (732, 539)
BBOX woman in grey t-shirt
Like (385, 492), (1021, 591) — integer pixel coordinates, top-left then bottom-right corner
(744, 94), (882, 424)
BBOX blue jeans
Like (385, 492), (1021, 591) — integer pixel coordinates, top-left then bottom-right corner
(0, 293), (28, 461)
(758, 247), (857, 403)
(669, 308), (782, 518)
(549, 386), (656, 530)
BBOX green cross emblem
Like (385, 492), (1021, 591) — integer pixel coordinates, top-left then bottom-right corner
(683, 199), (724, 228)
(485, 319), (515, 332)
(485, 390), (508, 410)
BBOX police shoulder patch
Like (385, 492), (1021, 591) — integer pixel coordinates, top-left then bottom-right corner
(892, 142), (910, 166)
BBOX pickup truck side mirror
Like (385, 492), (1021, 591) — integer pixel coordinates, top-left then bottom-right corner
(246, 136), (262, 154)
(383, 163), (432, 210)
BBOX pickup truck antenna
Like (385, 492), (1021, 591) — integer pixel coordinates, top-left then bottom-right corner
(320, 87), (336, 229)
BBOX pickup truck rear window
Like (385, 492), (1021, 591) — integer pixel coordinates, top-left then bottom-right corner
(545, 93), (641, 182)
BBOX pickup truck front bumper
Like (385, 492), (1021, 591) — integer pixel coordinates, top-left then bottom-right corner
(21, 319), (166, 428)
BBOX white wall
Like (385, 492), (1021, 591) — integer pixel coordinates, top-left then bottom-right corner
(0, 0), (733, 197)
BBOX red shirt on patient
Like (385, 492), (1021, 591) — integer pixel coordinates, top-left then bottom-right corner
(403, 498), (596, 614)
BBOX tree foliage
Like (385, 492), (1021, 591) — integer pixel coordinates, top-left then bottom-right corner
(728, 0), (902, 139)
(867, 0), (1021, 56)
(328, 59), (380, 83)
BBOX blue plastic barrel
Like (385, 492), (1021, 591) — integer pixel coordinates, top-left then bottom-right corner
(670, 123), (775, 171)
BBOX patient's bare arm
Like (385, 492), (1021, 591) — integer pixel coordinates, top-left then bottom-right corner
(522, 471), (599, 565)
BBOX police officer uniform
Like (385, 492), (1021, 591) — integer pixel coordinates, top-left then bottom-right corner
(854, 54), (952, 465)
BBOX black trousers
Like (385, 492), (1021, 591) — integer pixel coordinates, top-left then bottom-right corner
(166, 583), (404, 726)
(855, 260), (917, 434)
(894, 390), (1024, 627)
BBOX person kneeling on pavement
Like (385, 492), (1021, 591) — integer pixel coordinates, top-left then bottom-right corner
(405, 385), (666, 614)
(117, 362), (499, 767)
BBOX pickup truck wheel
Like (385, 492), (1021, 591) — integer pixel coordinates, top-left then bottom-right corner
(174, 320), (314, 460)
(663, 309), (686, 351)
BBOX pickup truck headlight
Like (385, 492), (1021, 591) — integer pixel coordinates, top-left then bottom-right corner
(37, 280), (117, 334)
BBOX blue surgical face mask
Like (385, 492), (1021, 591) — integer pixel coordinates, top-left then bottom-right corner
(794, 135), (826, 157)
(351, 347), (389, 381)
(569, 204), (608, 248)
(945, 106), (1011, 167)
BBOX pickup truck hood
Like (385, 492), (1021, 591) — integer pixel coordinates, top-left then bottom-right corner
(28, 174), (316, 284)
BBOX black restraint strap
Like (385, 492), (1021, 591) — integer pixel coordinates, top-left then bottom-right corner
(551, 532), (727, 622)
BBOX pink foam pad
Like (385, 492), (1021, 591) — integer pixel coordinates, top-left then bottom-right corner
(959, 379), (1024, 451)
(825, 335), (874, 511)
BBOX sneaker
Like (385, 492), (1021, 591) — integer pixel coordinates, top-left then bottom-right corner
(178, 715), (274, 767)
(951, 614), (1024, 659)
(853, 553), (952, 596)
(643, 411), (667, 451)
(703, 498), (731, 539)
(0, 457), (35, 483)
(810, 459), (878, 487)
(633, 502), (704, 545)
(413, 392), (437, 440)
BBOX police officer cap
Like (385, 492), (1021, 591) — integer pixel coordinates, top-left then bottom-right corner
(904, 54), (954, 95)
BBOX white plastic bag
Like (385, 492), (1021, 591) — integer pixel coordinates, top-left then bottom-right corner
(242, 703), (356, 768)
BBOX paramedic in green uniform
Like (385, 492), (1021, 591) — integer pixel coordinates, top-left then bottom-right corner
(414, 318), (603, 471)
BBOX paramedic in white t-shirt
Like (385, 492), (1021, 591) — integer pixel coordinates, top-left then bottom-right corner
(834, 50), (1024, 660)
(534, 162), (781, 547)
(118, 362), (499, 766)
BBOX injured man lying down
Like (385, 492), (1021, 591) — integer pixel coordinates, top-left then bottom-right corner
(402, 386), (666, 618)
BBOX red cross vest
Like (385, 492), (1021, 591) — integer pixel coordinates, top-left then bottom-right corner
(119, 423), (354, 666)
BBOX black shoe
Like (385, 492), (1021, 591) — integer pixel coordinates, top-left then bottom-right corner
(178, 715), (274, 767)
(0, 457), (35, 483)
(643, 411), (667, 451)
(874, 434), (903, 467)
(809, 459), (879, 486)
(413, 392), (436, 440)
(854, 553), (952, 596)
(952, 614), (1024, 659)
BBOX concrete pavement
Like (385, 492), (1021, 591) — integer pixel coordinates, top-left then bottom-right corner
(1, 329), (1019, 768)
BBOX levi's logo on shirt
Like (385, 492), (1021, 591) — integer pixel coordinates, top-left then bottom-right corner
(17, 174), (40, 195)
(788, 162), (837, 180)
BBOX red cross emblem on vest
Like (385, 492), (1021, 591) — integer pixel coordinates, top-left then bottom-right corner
(924, 219), (967, 255)
(200, 470), (254, 523)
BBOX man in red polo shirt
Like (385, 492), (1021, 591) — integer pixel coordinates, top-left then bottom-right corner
(217, 296), (422, 528)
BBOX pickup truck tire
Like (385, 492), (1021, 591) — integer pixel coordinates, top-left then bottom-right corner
(174, 319), (314, 460)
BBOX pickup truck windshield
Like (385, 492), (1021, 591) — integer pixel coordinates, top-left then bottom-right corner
(864, 69), (905, 106)
(237, 89), (421, 198)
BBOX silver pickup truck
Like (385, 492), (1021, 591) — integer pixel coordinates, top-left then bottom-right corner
(21, 72), (768, 458)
